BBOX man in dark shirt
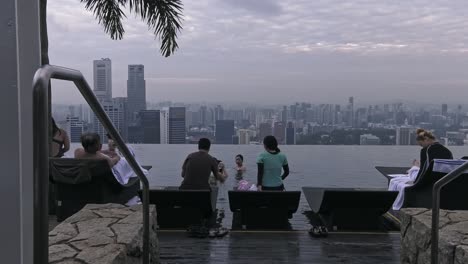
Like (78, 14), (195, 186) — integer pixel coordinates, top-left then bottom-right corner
(180, 138), (227, 190)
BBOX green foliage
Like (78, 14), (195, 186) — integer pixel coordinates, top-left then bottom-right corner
(80, 0), (183, 57)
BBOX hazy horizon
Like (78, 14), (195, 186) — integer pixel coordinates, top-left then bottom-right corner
(49, 0), (468, 104)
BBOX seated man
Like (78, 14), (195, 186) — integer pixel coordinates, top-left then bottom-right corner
(180, 138), (228, 190)
(74, 132), (120, 167)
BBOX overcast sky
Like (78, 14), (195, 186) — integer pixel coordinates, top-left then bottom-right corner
(48, 0), (468, 105)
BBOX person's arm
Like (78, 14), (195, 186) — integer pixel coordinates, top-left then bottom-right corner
(61, 129), (70, 152)
(281, 164), (290, 180)
(181, 157), (188, 178)
(257, 163), (264, 189)
(281, 155), (289, 180)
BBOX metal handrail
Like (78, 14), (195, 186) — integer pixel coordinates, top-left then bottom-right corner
(431, 160), (468, 264)
(33, 65), (150, 264)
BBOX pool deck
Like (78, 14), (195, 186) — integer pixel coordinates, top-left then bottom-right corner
(158, 230), (401, 264)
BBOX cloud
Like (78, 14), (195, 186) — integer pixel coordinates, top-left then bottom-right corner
(47, 0), (468, 104)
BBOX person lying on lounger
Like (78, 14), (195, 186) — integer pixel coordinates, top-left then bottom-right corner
(388, 129), (452, 210)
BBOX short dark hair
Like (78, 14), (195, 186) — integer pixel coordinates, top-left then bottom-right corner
(236, 154), (244, 161)
(81, 132), (101, 153)
(198, 138), (211, 151)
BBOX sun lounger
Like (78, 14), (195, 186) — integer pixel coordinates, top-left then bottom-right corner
(141, 187), (218, 228)
(50, 158), (142, 222)
(375, 166), (410, 184)
(228, 190), (301, 229)
(386, 161), (468, 210)
(302, 187), (397, 230)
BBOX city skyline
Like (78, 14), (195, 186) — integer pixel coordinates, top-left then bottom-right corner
(48, 1), (468, 104)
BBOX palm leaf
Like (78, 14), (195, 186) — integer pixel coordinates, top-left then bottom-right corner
(81, 0), (183, 57)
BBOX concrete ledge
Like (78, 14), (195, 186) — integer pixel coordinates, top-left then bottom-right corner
(49, 204), (158, 263)
(401, 208), (468, 264)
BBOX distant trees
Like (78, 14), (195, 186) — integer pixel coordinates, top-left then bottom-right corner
(297, 128), (396, 145)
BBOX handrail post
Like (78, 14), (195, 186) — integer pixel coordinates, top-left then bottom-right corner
(431, 161), (468, 264)
(33, 70), (50, 264)
(33, 65), (151, 264)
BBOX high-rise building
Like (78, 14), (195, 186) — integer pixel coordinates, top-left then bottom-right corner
(216, 120), (235, 144)
(127, 65), (146, 124)
(139, 110), (160, 143)
(93, 97), (127, 142)
(396, 127), (416, 145)
(169, 107), (186, 144)
(258, 122), (272, 141)
(214, 105), (224, 122)
(273, 121), (285, 144)
(347, 96), (354, 127)
(281, 106), (288, 124)
(237, 129), (251, 145)
(66, 116), (84, 143)
(93, 58), (112, 101)
(160, 109), (169, 144)
(200, 106), (207, 126)
(286, 122), (296, 145)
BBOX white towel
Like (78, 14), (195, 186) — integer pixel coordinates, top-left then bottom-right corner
(388, 166), (420, 210)
(112, 157), (149, 185)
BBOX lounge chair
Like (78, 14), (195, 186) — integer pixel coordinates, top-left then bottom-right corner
(377, 161), (468, 210)
(140, 187), (218, 229)
(228, 190), (301, 229)
(302, 187), (398, 230)
(49, 158), (142, 222)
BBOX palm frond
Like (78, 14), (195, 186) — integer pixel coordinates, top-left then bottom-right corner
(81, 0), (126, 40)
(128, 0), (183, 57)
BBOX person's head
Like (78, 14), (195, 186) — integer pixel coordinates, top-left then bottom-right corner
(263, 135), (280, 152)
(198, 138), (211, 152)
(235, 154), (244, 166)
(416, 128), (436, 147)
(80, 132), (102, 154)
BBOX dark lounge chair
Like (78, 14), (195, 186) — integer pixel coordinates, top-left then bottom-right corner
(228, 190), (301, 229)
(377, 161), (468, 210)
(302, 187), (398, 230)
(140, 187), (218, 229)
(50, 158), (141, 222)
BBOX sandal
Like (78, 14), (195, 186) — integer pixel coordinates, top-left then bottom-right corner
(319, 226), (328, 237)
(308, 226), (321, 238)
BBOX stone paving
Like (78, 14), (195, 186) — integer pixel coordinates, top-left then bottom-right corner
(401, 208), (468, 264)
(48, 203), (158, 264)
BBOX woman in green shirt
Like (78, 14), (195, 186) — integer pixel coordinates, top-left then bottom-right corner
(256, 135), (290, 191)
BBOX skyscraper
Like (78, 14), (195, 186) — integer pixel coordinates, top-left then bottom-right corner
(286, 122), (296, 145)
(66, 116), (84, 143)
(200, 106), (207, 126)
(169, 107), (186, 144)
(127, 65), (146, 124)
(93, 58), (112, 101)
(93, 97), (127, 142)
(237, 129), (251, 145)
(441, 103), (448, 117)
(347, 96), (354, 127)
(273, 121), (285, 144)
(214, 105), (224, 122)
(259, 122), (272, 141)
(160, 109), (169, 144)
(215, 120), (235, 144)
(139, 110), (160, 143)
(281, 106), (288, 124)
(396, 127), (416, 145)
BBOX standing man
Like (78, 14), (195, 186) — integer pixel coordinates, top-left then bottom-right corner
(180, 138), (228, 190)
